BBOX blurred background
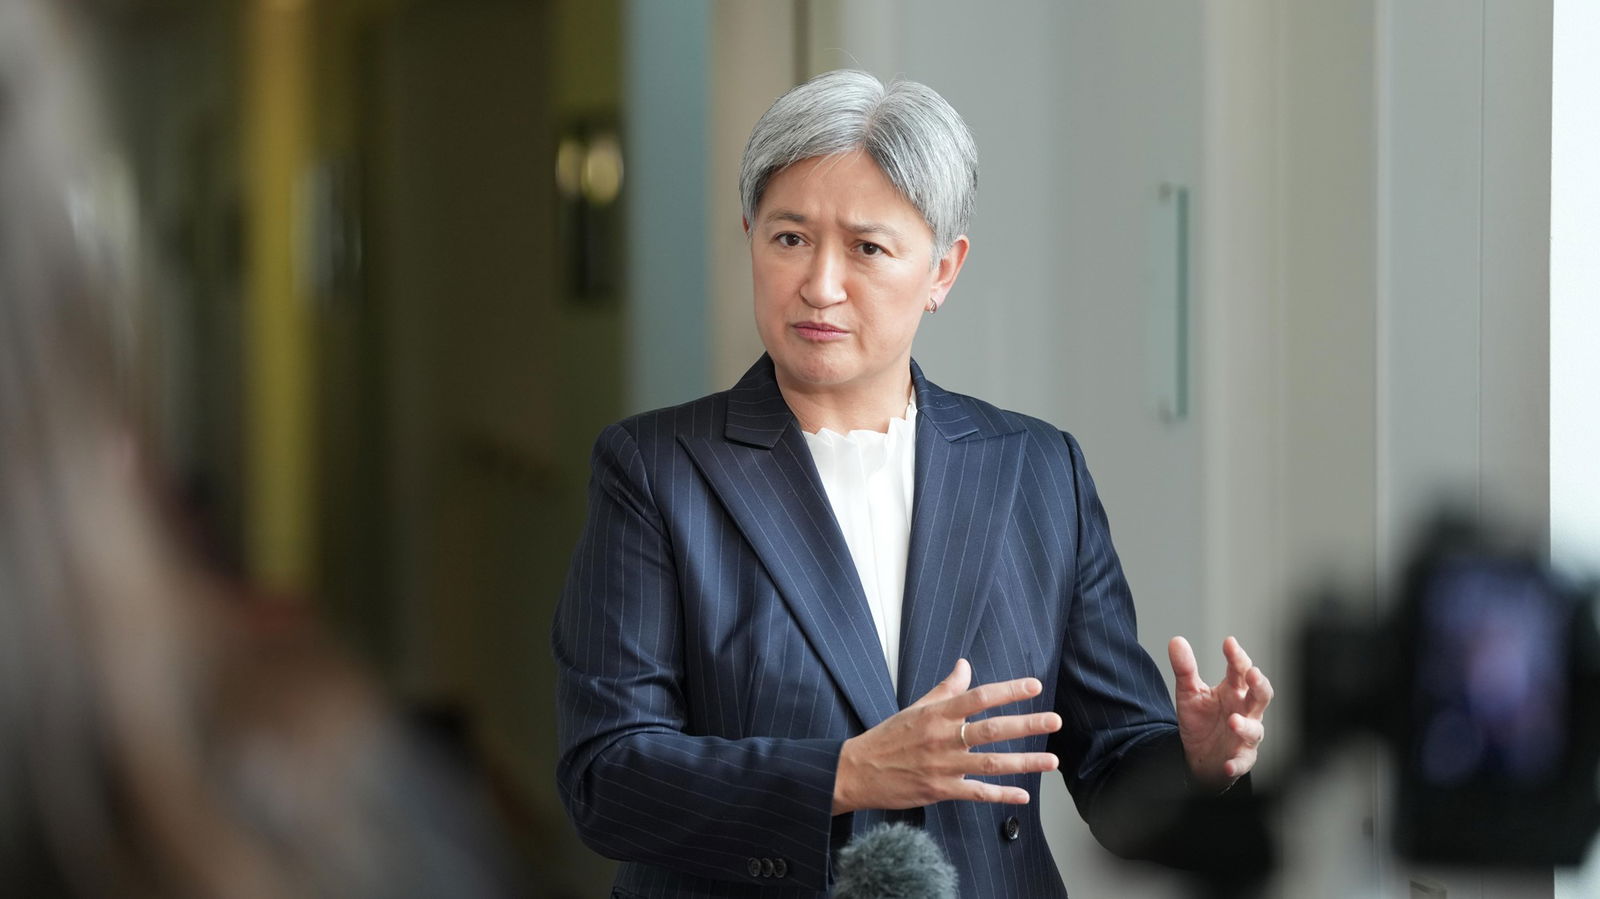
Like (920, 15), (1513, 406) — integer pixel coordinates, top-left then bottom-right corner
(69, 0), (1595, 895)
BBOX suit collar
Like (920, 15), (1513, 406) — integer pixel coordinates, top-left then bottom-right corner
(724, 355), (794, 448)
(910, 359), (985, 442)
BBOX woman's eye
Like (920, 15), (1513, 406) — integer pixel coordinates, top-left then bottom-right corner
(776, 233), (804, 247)
(859, 242), (884, 256)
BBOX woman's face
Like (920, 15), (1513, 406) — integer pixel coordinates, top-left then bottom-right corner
(748, 151), (967, 402)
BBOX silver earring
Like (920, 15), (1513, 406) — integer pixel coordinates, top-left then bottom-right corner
(926, 300), (938, 314)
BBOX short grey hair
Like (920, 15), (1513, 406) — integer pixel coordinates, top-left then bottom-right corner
(739, 69), (978, 260)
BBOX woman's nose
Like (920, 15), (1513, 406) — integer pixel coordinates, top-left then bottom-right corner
(799, 248), (847, 307)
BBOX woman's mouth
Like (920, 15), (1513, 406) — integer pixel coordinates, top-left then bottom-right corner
(793, 322), (849, 342)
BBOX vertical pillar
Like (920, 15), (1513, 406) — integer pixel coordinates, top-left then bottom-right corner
(242, 0), (316, 591)
(624, 0), (709, 410)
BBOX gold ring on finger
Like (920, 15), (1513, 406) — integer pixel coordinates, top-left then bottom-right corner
(959, 721), (971, 749)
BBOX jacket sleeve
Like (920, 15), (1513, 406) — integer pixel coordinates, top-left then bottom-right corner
(1046, 431), (1255, 864)
(552, 422), (843, 890)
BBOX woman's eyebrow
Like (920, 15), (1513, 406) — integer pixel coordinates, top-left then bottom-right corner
(762, 210), (904, 242)
(846, 221), (904, 241)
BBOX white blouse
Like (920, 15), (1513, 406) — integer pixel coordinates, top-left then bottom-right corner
(802, 401), (917, 691)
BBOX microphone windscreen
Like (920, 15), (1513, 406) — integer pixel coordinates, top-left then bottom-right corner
(832, 822), (958, 899)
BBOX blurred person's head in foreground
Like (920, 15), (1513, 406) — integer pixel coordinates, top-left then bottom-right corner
(0, 3), (515, 896)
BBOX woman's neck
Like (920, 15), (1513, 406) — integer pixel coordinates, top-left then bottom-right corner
(776, 368), (914, 435)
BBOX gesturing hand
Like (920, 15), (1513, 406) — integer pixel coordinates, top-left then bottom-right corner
(832, 659), (1062, 815)
(1168, 635), (1274, 789)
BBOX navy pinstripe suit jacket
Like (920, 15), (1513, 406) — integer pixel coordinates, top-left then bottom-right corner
(554, 356), (1190, 897)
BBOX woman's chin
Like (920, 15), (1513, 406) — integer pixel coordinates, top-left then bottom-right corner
(772, 351), (855, 390)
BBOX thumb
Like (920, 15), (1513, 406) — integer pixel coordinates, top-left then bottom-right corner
(913, 658), (971, 707)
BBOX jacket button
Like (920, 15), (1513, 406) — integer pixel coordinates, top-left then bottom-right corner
(747, 858), (762, 877)
(761, 858), (775, 877)
(773, 858), (788, 878)
(1001, 816), (1022, 842)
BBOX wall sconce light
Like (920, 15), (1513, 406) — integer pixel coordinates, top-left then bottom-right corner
(556, 120), (624, 304)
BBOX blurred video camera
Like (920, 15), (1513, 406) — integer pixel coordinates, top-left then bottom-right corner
(1300, 513), (1600, 867)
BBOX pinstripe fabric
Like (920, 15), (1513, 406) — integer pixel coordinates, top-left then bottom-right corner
(553, 356), (1184, 897)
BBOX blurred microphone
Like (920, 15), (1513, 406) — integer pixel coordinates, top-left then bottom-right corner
(832, 822), (958, 899)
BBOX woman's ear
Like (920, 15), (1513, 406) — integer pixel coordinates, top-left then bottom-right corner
(930, 235), (971, 308)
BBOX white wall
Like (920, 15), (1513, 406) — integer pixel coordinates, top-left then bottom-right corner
(1547, 4), (1600, 572)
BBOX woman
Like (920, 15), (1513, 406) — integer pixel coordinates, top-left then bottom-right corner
(554, 69), (1272, 898)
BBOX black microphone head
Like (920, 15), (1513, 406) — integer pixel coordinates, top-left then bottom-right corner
(832, 822), (958, 899)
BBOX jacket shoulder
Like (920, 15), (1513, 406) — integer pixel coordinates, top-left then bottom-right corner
(605, 390), (728, 448)
(933, 387), (1080, 456)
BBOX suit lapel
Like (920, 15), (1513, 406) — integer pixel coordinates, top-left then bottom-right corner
(897, 363), (1027, 708)
(680, 356), (900, 731)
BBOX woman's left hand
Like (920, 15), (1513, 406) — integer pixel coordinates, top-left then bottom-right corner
(1167, 635), (1274, 789)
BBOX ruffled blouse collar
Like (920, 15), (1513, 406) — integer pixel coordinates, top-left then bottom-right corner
(801, 400), (918, 473)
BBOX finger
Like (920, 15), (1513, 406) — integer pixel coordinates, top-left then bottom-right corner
(951, 780), (1032, 805)
(1244, 667), (1275, 716)
(1217, 637), (1256, 695)
(1222, 755), (1256, 780)
(1229, 713), (1265, 748)
(960, 750), (1060, 778)
(944, 676), (1044, 719)
(914, 658), (973, 708)
(959, 712), (1063, 748)
(1223, 636), (1253, 676)
(1167, 636), (1206, 694)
